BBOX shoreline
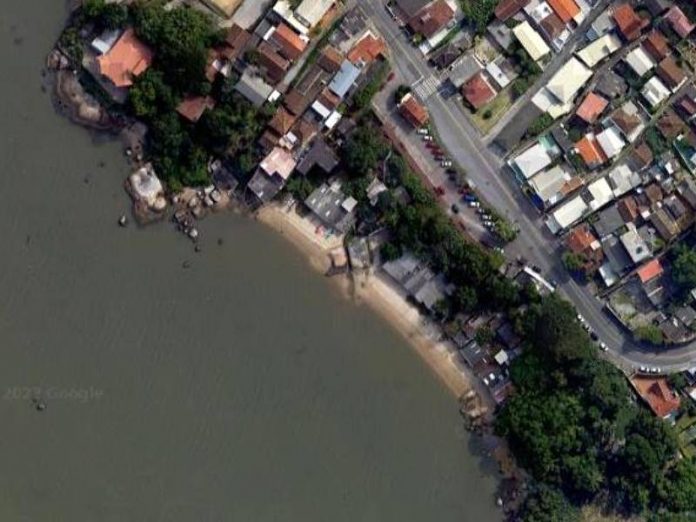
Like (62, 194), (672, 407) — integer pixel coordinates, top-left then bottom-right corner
(256, 201), (487, 402)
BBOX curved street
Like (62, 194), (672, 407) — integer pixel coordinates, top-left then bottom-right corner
(362, 1), (696, 373)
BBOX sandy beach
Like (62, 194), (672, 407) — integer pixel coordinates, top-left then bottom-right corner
(256, 201), (486, 401)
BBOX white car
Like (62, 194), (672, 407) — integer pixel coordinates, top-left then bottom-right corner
(468, 201), (480, 208)
(441, 160), (452, 167)
(422, 135), (433, 141)
(417, 128), (429, 135)
(599, 342), (608, 351)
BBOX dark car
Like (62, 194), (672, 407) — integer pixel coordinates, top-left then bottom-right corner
(451, 204), (460, 214)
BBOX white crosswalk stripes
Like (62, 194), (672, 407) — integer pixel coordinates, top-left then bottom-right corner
(411, 75), (440, 100)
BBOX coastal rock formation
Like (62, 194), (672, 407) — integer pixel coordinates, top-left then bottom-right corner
(126, 164), (167, 223)
(53, 68), (113, 130)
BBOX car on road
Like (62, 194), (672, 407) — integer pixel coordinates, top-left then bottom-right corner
(441, 160), (452, 168)
(451, 204), (459, 214)
(434, 186), (445, 196)
(531, 265), (542, 273)
(417, 128), (429, 135)
(463, 194), (477, 202)
(599, 342), (608, 351)
(468, 201), (480, 208)
(422, 135), (433, 142)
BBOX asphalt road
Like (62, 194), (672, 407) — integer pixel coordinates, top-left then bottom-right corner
(362, 1), (696, 373)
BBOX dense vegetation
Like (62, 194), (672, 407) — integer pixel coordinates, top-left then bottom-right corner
(497, 294), (696, 519)
(461, 0), (498, 34)
(125, 2), (268, 188)
(672, 243), (696, 301)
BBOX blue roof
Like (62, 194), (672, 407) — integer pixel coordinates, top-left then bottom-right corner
(329, 60), (361, 99)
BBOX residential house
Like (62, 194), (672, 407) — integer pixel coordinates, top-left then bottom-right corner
(617, 195), (640, 223)
(566, 224), (604, 272)
(448, 55), (482, 88)
(328, 59), (361, 99)
(575, 92), (608, 124)
(657, 57), (687, 92)
(407, 0), (455, 41)
(586, 9), (615, 41)
(594, 69), (628, 100)
(485, 57), (518, 90)
(304, 181), (357, 233)
(612, 3), (647, 41)
(270, 23), (309, 62)
(317, 45), (343, 73)
(382, 253), (451, 313)
(575, 133), (608, 169)
(624, 46), (655, 77)
(643, 29), (669, 62)
(607, 163), (641, 197)
(675, 84), (696, 121)
(547, 0), (581, 24)
(295, 0), (335, 29)
(96, 28), (153, 89)
(544, 57), (593, 106)
(495, 0), (530, 21)
(596, 126), (626, 160)
(593, 205), (626, 238)
(620, 222), (651, 265)
(392, 0), (432, 19)
(539, 13), (571, 51)
(176, 96), (215, 123)
(512, 21), (551, 62)
(268, 106), (298, 141)
(664, 6), (695, 39)
(462, 71), (497, 110)
(657, 108), (685, 140)
(608, 100), (646, 143)
(576, 32), (622, 68)
(678, 177), (696, 210)
(90, 28), (122, 55)
(631, 376), (681, 421)
(627, 141), (654, 171)
(247, 147), (297, 203)
(650, 208), (680, 241)
(347, 32), (387, 65)
(235, 69), (274, 108)
(528, 164), (581, 209)
(509, 138), (561, 180)
(256, 41), (290, 84)
(398, 92), (429, 127)
(546, 195), (589, 233)
(642, 76), (671, 108)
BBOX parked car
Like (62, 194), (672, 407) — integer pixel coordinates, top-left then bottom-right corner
(422, 135), (433, 142)
(434, 186), (445, 196)
(441, 160), (452, 168)
(599, 342), (608, 351)
(451, 204), (460, 214)
(468, 201), (480, 208)
(463, 194), (477, 202)
(417, 128), (429, 135)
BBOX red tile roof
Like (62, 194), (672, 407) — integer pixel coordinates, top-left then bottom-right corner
(637, 258), (664, 283)
(613, 3), (646, 41)
(268, 106), (297, 136)
(97, 28), (153, 88)
(657, 56), (687, 90)
(271, 23), (307, 61)
(462, 72), (496, 110)
(222, 24), (252, 61)
(495, 0), (530, 21)
(398, 93), (429, 127)
(407, 0), (455, 39)
(347, 33), (387, 65)
(257, 41), (290, 84)
(567, 224), (598, 254)
(665, 6), (695, 38)
(643, 29), (669, 62)
(176, 95), (215, 123)
(317, 45), (343, 73)
(547, 0), (580, 24)
(575, 134), (608, 168)
(576, 92), (608, 123)
(631, 376), (681, 418)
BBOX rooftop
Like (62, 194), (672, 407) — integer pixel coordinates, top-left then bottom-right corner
(576, 92), (608, 123)
(407, 0), (455, 39)
(398, 92), (429, 127)
(547, 0), (580, 24)
(97, 28), (153, 88)
(637, 258), (664, 283)
(612, 3), (646, 41)
(462, 71), (497, 110)
(665, 6), (695, 39)
(631, 376), (681, 419)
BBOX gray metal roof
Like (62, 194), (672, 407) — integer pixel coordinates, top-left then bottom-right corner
(329, 60), (361, 99)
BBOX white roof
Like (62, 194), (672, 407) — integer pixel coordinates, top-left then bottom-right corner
(295, 0), (334, 28)
(576, 33), (622, 68)
(532, 88), (573, 118)
(494, 350), (509, 366)
(545, 57), (592, 104)
(607, 163), (641, 196)
(311, 100), (331, 120)
(529, 165), (572, 205)
(620, 224), (651, 264)
(272, 0), (310, 35)
(485, 61), (511, 89)
(91, 28), (122, 55)
(642, 76), (671, 107)
(549, 196), (589, 231)
(324, 110), (342, 130)
(625, 46), (655, 77)
(587, 177), (615, 210)
(511, 142), (554, 179)
(513, 21), (551, 61)
(595, 125), (625, 159)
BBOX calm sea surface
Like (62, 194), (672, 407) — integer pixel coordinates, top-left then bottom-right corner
(0, 2), (501, 520)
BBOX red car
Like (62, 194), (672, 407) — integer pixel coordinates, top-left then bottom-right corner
(435, 186), (445, 196)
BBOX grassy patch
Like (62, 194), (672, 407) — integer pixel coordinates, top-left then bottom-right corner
(470, 87), (513, 134)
